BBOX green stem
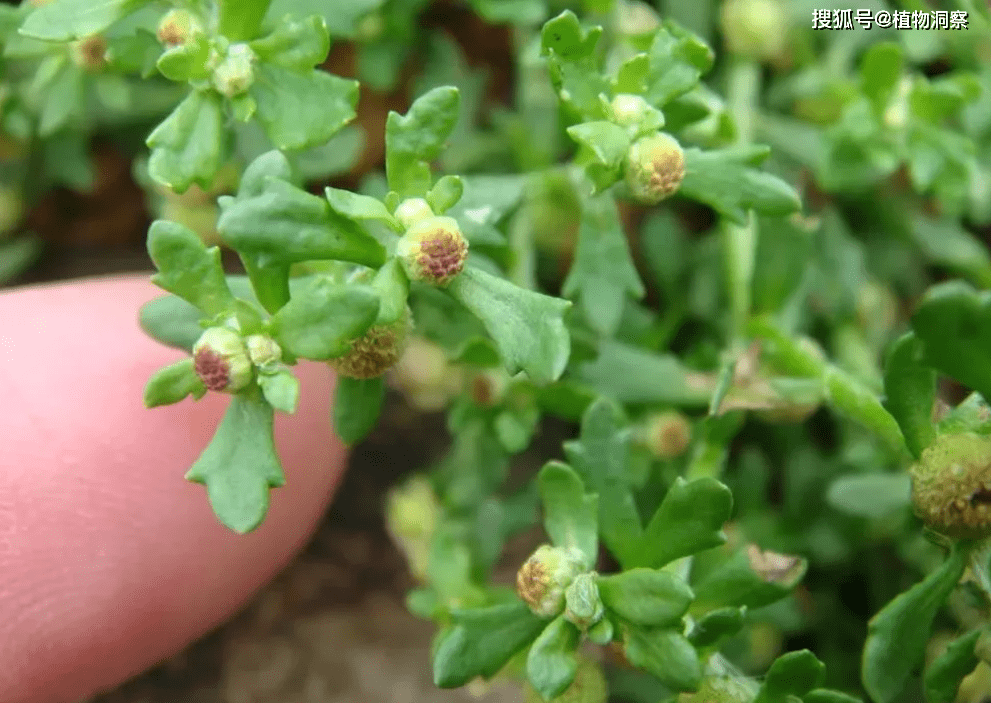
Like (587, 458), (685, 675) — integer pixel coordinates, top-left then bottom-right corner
(216, 0), (272, 41)
(723, 59), (761, 350)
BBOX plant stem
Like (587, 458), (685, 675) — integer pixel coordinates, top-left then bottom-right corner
(217, 0), (272, 41)
(723, 59), (761, 350)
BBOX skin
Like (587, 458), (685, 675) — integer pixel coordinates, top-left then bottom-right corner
(0, 274), (349, 703)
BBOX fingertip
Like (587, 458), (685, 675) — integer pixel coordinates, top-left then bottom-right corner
(0, 274), (349, 703)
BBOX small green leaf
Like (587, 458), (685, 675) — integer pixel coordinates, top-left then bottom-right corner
(186, 392), (285, 534)
(156, 33), (211, 82)
(566, 122), (632, 193)
(147, 90), (225, 193)
(687, 607), (746, 647)
(538, 461), (598, 568)
(862, 543), (968, 703)
(250, 65), (359, 151)
(325, 186), (400, 229)
(217, 0), (270, 40)
(910, 215), (991, 288)
(147, 220), (234, 317)
(587, 616), (615, 645)
(883, 332), (936, 459)
(691, 543), (807, 611)
(426, 175), (464, 214)
(386, 86), (460, 197)
(824, 366), (906, 453)
(540, 10), (602, 60)
(526, 616), (580, 701)
(139, 294), (203, 352)
(19, 0), (148, 40)
(634, 477), (732, 569)
(860, 43), (903, 118)
(371, 258), (410, 324)
(597, 568), (694, 627)
(912, 281), (991, 406)
(433, 601), (548, 688)
(826, 473), (911, 520)
(577, 341), (713, 406)
(563, 398), (643, 568)
(643, 23), (714, 106)
(333, 376), (385, 445)
(269, 278), (379, 360)
(257, 368), (299, 414)
(448, 266), (571, 384)
(217, 164), (385, 267)
(754, 650), (826, 703)
(250, 15), (329, 70)
(924, 629), (981, 703)
(679, 146), (802, 226)
(143, 359), (207, 408)
(562, 193), (644, 336)
(623, 627), (701, 692)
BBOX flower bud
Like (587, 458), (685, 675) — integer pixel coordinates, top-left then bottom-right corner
(192, 327), (253, 392)
(71, 35), (107, 71)
(396, 216), (468, 286)
(564, 573), (604, 629)
(910, 432), (991, 539)
(624, 132), (685, 205)
(618, 1), (660, 42)
(385, 474), (440, 581)
(642, 411), (692, 459)
(611, 94), (650, 127)
(516, 544), (586, 618)
(211, 43), (257, 97)
(330, 307), (413, 379)
(246, 334), (283, 371)
(394, 197), (434, 230)
(157, 9), (202, 46)
(389, 336), (464, 412)
(719, 0), (789, 63)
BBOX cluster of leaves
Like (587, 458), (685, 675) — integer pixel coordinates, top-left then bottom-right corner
(11, 0), (991, 701)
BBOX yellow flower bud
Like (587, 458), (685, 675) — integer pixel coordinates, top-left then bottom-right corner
(625, 132), (686, 205)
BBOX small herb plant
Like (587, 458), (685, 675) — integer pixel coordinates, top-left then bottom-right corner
(8, 0), (991, 700)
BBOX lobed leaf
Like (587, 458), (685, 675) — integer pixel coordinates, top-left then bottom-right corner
(448, 267), (571, 384)
(185, 392), (285, 534)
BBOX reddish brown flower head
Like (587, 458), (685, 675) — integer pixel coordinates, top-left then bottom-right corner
(191, 327), (253, 393)
(397, 216), (469, 286)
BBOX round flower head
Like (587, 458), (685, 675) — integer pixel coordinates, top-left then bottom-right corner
(157, 9), (201, 46)
(330, 307), (413, 379)
(644, 410), (692, 459)
(211, 43), (257, 97)
(71, 35), (107, 71)
(396, 216), (468, 286)
(719, 0), (789, 63)
(910, 432), (991, 539)
(516, 544), (587, 618)
(245, 334), (283, 371)
(625, 132), (686, 205)
(192, 327), (253, 393)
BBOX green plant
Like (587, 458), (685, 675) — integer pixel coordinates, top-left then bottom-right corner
(9, 0), (991, 701)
